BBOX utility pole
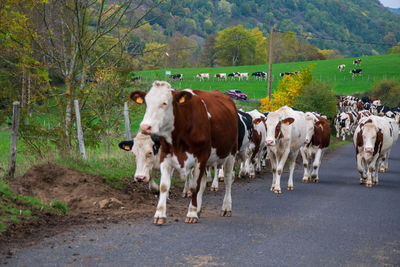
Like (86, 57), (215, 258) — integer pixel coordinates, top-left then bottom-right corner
(267, 25), (274, 100)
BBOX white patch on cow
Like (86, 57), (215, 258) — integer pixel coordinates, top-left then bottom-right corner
(201, 99), (212, 119)
(141, 81), (175, 144)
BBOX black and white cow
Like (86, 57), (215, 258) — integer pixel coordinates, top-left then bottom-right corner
(280, 72), (298, 77)
(350, 69), (362, 77)
(251, 72), (267, 80)
(170, 74), (183, 80)
(337, 64), (346, 72)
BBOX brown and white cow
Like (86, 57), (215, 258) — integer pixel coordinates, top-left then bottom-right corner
(300, 112), (331, 183)
(118, 133), (192, 197)
(237, 72), (249, 81)
(130, 81), (238, 224)
(353, 116), (397, 187)
(196, 73), (210, 81)
(378, 117), (399, 173)
(214, 73), (227, 81)
(265, 106), (307, 194)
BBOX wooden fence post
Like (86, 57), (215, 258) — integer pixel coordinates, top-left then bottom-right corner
(124, 102), (131, 140)
(74, 100), (86, 159)
(8, 101), (21, 179)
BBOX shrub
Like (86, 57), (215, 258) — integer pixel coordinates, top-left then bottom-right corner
(294, 81), (337, 119)
(369, 79), (400, 107)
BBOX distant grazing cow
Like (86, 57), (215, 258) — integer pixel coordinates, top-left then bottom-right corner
(214, 73), (227, 81)
(170, 74), (183, 80)
(350, 69), (362, 77)
(354, 116), (398, 187)
(237, 72), (249, 81)
(130, 81), (238, 224)
(280, 72), (298, 77)
(196, 73), (210, 81)
(251, 72), (267, 80)
(353, 59), (362, 66)
(338, 64), (346, 72)
(228, 72), (238, 80)
(265, 106), (307, 194)
(132, 76), (142, 82)
(300, 112), (331, 183)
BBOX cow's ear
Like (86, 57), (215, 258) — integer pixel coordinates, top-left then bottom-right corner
(315, 121), (324, 129)
(282, 117), (294, 125)
(253, 118), (262, 125)
(173, 91), (192, 104)
(130, 90), (147, 104)
(118, 140), (134, 151)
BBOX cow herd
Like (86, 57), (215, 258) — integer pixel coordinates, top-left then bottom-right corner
(337, 58), (364, 77)
(169, 72), (269, 82)
(118, 81), (399, 225)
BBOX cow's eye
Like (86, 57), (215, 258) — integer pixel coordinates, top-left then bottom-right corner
(147, 151), (153, 157)
(161, 102), (167, 108)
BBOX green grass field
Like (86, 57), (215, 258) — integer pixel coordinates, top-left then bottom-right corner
(136, 53), (400, 99)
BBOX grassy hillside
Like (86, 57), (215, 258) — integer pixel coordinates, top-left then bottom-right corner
(137, 54), (400, 99)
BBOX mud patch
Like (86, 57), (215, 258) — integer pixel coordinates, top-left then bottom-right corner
(1, 163), (187, 246)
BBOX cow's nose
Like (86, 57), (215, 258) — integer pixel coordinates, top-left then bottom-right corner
(140, 124), (152, 135)
(266, 140), (274, 146)
(364, 147), (373, 153)
(135, 175), (147, 182)
(304, 139), (309, 144)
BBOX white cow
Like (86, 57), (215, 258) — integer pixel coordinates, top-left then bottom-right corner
(379, 117), (399, 173)
(354, 116), (397, 187)
(300, 112), (331, 183)
(237, 72), (249, 81)
(118, 133), (192, 197)
(196, 73), (210, 81)
(338, 64), (346, 72)
(265, 106), (307, 193)
(214, 73), (227, 81)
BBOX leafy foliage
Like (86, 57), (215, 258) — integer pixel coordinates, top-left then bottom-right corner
(362, 79), (400, 107)
(387, 42), (400, 54)
(294, 82), (337, 119)
(260, 65), (314, 111)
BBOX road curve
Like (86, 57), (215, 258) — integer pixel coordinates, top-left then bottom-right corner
(3, 141), (400, 266)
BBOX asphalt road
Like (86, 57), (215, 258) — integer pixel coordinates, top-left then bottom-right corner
(3, 141), (400, 266)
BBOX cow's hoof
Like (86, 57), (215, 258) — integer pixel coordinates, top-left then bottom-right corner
(365, 183), (372, 188)
(220, 210), (232, 217)
(210, 187), (219, 192)
(218, 177), (224, 182)
(185, 217), (198, 223)
(206, 182), (212, 187)
(287, 186), (294, 191)
(302, 178), (308, 183)
(270, 186), (275, 191)
(313, 178), (319, 183)
(373, 181), (378, 185)
(379, 168), (386, 173)
(153, 217), (166, 225)
(250, 175), (255, 179)
(273, 189), (282, 194)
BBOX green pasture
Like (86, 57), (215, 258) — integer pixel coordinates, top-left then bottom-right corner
(136, 53), (400, 99)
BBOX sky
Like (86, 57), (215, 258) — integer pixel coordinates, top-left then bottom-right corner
(379, 0), (400, 8)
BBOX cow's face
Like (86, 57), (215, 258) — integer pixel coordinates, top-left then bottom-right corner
(119, 133), (160, 183)
(265, 113), (294, 146)
(304, 114), (316, 144)
(131, 81), (175, 141)
(362, 123), (377, 153)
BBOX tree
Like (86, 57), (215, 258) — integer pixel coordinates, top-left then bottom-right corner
(167, 33), (198, 68)
(26, 0), (167, 153)
(141, 42), (168, 70)
(251, 28), (267, 65)
(215, 25), (256, 66)
(199, 34), (217, 67)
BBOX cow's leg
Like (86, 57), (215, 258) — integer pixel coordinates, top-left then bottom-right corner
(154, 159), (173, 225)
(185, 164), (206, 223)
(365, 161), (374, 188)
(218, 167), (224, 182)
(149, 178), (160, 193)
(269, 152), (277, 191)
(300, 147), (310, 183)
(221, 155), (235, 217)
(182, 170), (192, 198)
(287, 150), (299, 191)
(357, 155), (367, 184)
(311, 149), (323, 183)
(373, 158), (381, 185)
(211, 165), (219, 191)
(379, 151), (389, 173)
(274, 149), (290, 194)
